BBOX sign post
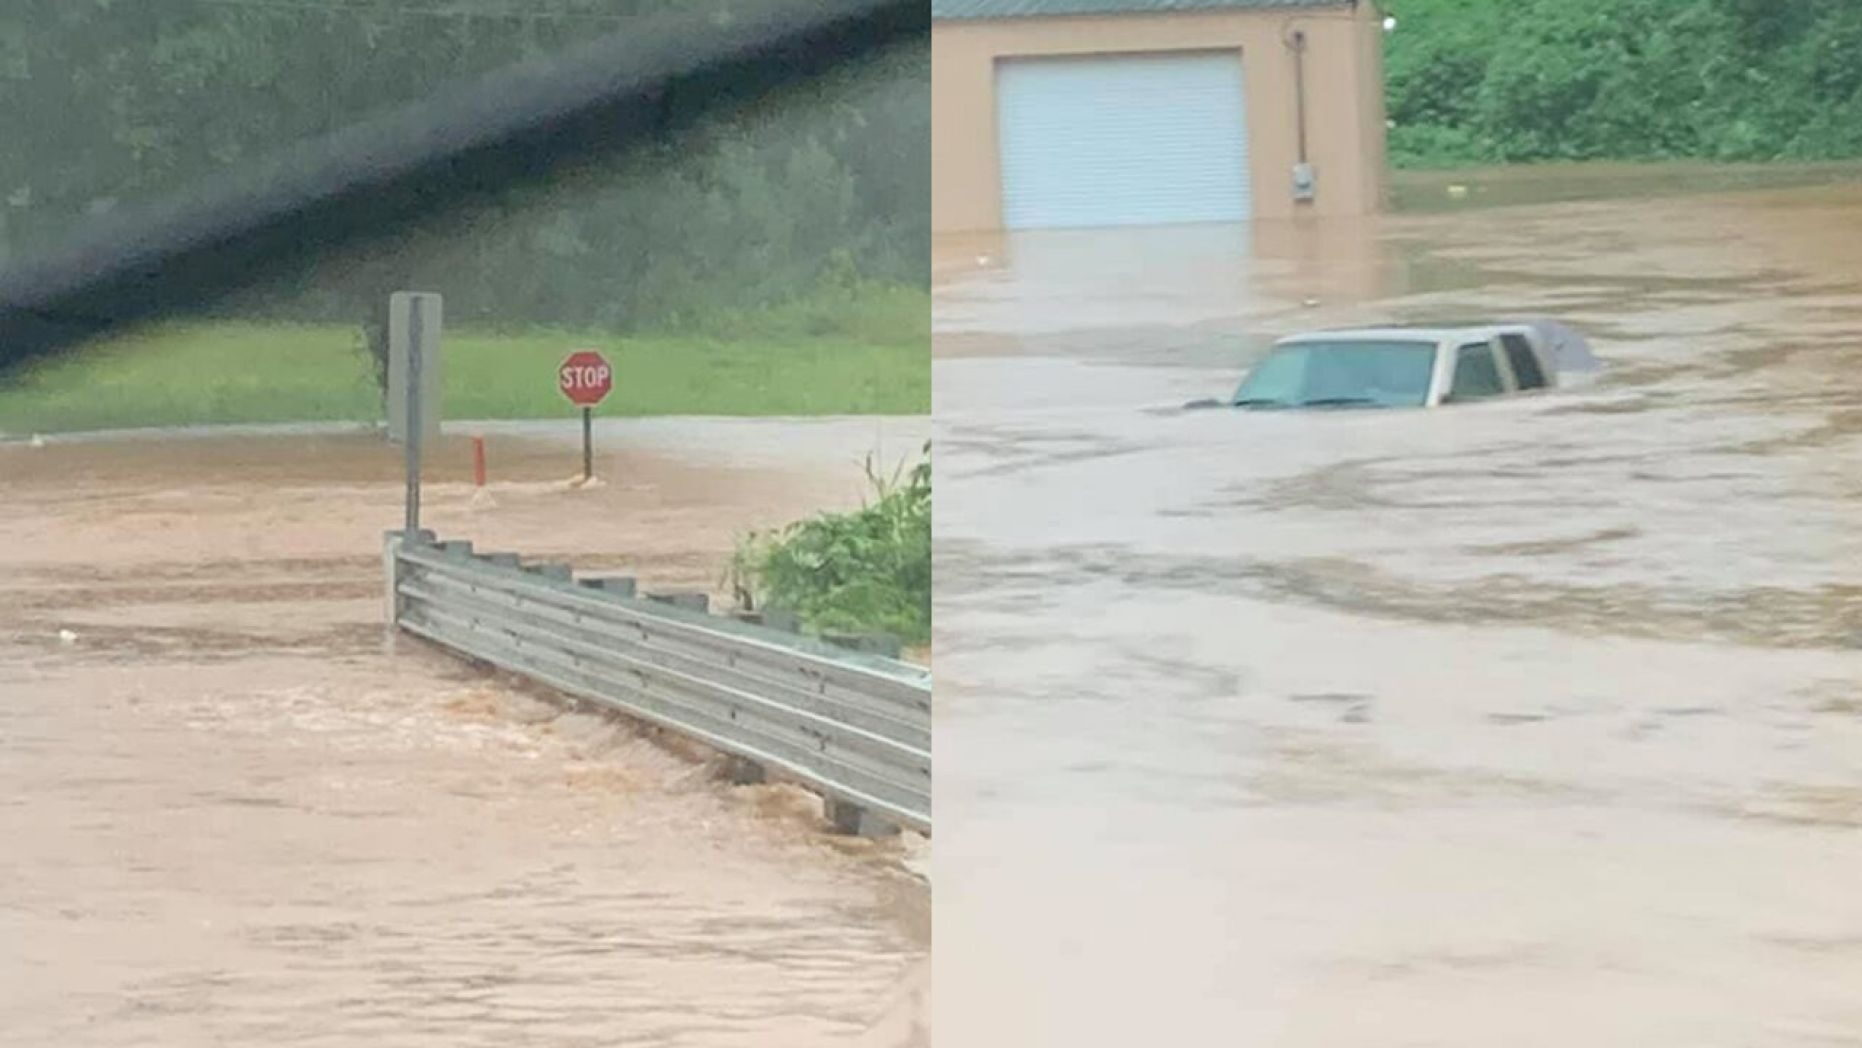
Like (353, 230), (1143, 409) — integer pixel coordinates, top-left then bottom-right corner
(404, 299), (423, 532)
(389, 291), (442, 532)
(582, 404), (593, 480)
(558, 349), (612, 483)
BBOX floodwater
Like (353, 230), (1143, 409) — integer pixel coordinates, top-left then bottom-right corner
(0, 417), (930, 1047)
(933, 167), (1862, 1046)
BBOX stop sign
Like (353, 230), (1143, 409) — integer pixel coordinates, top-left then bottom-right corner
(558, 349), (612, 407)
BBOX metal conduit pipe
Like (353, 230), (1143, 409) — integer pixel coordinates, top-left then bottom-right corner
(1287, 26), (1317, 203)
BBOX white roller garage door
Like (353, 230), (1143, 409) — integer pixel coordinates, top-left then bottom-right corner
(996, 50), (1251, 230)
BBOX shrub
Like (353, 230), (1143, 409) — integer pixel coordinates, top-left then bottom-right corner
(726, 442), (931, 647)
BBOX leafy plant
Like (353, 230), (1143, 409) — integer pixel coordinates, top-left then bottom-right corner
(726, 442), (931, 647)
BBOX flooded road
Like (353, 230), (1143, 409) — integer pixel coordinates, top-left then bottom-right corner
(933, 170), (1862, 1046)
(0, 418), (929, 1046)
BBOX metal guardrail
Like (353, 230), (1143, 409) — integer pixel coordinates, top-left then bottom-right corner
(383, 530), (931, 835)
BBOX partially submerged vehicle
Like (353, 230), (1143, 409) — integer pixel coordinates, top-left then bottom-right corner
(1190, 321), (1601, 411)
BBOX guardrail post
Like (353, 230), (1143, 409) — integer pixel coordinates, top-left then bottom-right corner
(826, 799), (900, 839)
(579, 576), (637, 597)
(382, 527), (435, 626)
(647, 591), (709, 612)
(382, 530), (401, 624)
(824, 631), (904, 660)
(723, 755), (766, 785)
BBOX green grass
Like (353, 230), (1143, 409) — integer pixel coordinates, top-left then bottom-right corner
(0, 302), (929, 434)
(0, 323), (382, 433)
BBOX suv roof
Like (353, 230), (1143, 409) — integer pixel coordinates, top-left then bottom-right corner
(1275, 326), (1500, 345)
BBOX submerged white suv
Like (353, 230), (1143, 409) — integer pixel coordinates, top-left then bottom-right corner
(1206, 321), (1600, 411)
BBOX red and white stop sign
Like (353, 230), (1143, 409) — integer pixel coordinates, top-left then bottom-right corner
(558, 349), (612, 407)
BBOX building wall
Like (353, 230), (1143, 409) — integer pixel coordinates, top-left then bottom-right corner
(931, 4), (1386, 234)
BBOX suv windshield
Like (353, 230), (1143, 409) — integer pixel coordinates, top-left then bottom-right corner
(1231, 340), (1437, 409)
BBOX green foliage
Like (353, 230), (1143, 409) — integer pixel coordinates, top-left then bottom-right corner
(0, 2), (928, 336)
(1386, 0), (1862, 167)
(695, 269), (930, 346)
(726, 444), (931, 647)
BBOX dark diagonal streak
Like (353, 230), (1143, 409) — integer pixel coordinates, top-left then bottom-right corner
(0, 0), (925, 377)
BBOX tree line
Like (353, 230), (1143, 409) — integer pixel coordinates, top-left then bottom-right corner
(1385, 0), (1862, 167)
(0, 1), (928, 332)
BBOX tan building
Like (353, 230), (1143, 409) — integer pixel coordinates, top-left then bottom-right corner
(932, 0), (1387, 233)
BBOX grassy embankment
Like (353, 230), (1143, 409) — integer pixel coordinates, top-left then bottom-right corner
(0, 286), (929, 434)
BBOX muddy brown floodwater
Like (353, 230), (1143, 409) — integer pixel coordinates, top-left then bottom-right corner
(0, 417), (929, 1047)
(934, 168), (1862, 1046)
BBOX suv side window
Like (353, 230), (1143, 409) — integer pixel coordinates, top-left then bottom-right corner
(1499, 333), (1547, 390)
(1448, 342), (1504, 401)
